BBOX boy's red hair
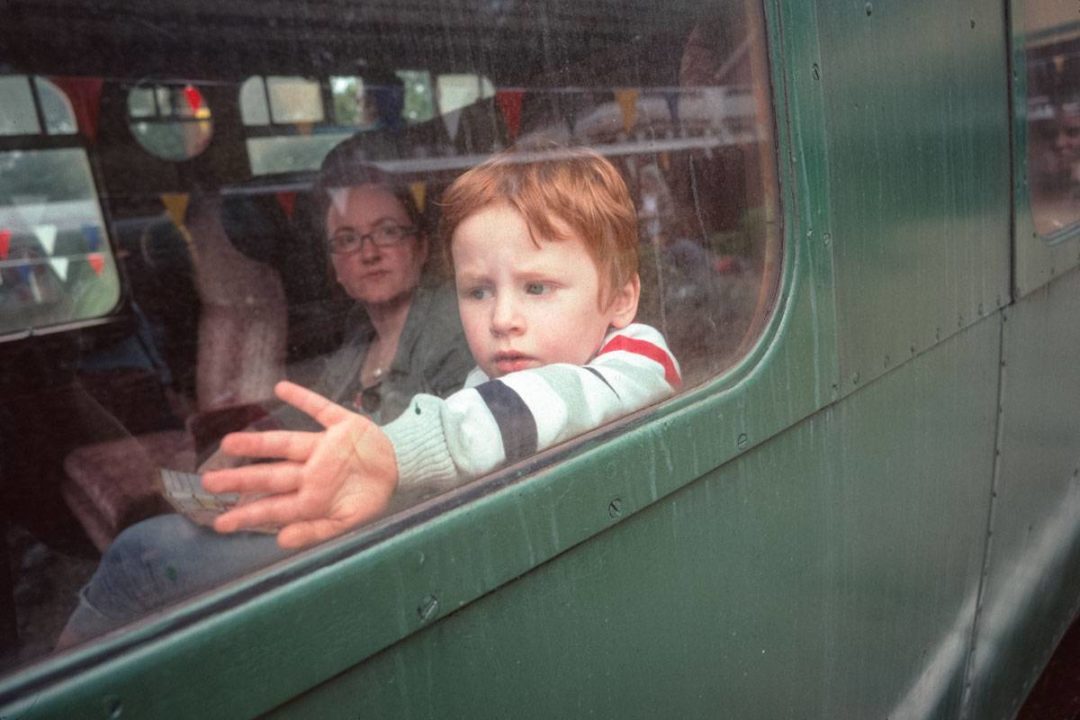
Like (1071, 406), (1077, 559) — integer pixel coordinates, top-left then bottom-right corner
(439, 146), (639, 305)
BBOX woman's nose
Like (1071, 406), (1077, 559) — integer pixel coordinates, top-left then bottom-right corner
(490, 293), (523, 335)
(357, 236), (382, 262)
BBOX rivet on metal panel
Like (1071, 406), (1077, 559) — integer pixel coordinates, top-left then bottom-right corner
(103, 695), (123, 719)
(608, 497), (623, 518)
(811, 64), (820, 81)
(865, 2), (872, 16)
(823, 232), (831, 246)
(970, 19), (976, 29)
(417, 594), (439, 623)
(737, 433), (749, 450)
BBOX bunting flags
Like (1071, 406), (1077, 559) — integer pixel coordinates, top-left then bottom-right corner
(495, 90), (523, 142)
(0, 229), (10, 260)
(275, 192), (297, 219)
(329, 188), (350, 217)
(183, 85), (203, 113)
(614, 89), (640, 135)
(34, 225), (57, 255)
(81, 224), (102, 251)
(161, 193), (190, 228)
(49, 257), (70, 281)
(88, 253), (106, 276)
(409, 182), (427, 213)
(442, 109), (462, 145)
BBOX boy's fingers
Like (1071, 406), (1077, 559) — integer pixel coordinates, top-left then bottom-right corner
(202, 462), (301, 495)
(213, 493), (304, 535)
(275, 381), (353, 428)
(219, 429), (318, 462)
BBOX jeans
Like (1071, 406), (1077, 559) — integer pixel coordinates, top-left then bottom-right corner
(60, 514), (289, 646)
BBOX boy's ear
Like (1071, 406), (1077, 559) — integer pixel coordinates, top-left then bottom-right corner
(607, 273), (640, 329)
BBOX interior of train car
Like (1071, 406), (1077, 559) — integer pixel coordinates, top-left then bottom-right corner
(0, 0), (780, 671)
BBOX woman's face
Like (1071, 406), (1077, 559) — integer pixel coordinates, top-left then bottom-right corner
(326, 184), (428, 308)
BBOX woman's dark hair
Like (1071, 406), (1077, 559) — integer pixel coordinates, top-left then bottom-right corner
(312, 136), (424, 240)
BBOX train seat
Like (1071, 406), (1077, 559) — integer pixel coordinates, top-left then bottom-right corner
(60, 191), (298, 551)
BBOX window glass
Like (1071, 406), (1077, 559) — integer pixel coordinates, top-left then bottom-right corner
(0, 148), (121, 332)
(1024, 0), (1080, 235)
(1, 0), (779, 674)
(437, 73), (496, 115)
(266, 76), (324, 124)
(246, 132), (354, 174)
(239, 76), (270, 126)
(126, 84), (214, 160)
(0, 75), (40, 135)
(35, 77), (78, 135)
(399, 70), (436, 123)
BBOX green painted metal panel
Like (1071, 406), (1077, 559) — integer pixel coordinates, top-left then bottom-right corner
(961, 266), (1080, 720)
(1009, 0), (1080, 298)
(0, 3), (848, 715)
(266, 315), (1002, 719)
(817, 0), (1011, 395)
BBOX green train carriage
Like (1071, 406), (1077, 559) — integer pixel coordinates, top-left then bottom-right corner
(0, 0), (1078, 717)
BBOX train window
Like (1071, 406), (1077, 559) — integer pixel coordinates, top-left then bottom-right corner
(1024, 1), (1080, 236)
(0, 76), (40, 135)
(437, 73), (496, 115)
(1, 0), (779, 674)
(35, 78), (78, 135)
(0, 148), (120, 334)
(126, 83), (214, 161)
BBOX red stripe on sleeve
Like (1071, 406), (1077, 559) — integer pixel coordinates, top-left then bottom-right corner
(597, 335), (682, 388)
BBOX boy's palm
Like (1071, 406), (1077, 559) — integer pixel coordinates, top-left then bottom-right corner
(203, 381), (399, 549)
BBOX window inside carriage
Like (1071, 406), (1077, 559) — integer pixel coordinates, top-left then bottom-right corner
(1024, 0), (1080, 236)
(0, 0), (780, 673)
(0, 75), (121, 336)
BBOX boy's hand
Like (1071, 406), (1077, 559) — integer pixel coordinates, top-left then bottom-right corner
(203, 381), (399, 549)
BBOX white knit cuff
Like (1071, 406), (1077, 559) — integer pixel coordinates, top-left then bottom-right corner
(382, 394), (461, 489)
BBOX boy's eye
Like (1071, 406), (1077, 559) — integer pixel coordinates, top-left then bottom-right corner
(465, 286), (492, 300)
(524, 282), (549, 296)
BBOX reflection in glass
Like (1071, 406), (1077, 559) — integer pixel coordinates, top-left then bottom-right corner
(126, 84), (214, 161)
(1025, 3), (1080, 236)
(0, 149), (120, 333)
(266, 76), (324, 124)
(1, 0), (780, 673)
(35, 78), (78, 135)
(0, 76), (40, 136)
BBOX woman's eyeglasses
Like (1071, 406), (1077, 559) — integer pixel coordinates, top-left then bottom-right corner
(329, 223), (416, 255)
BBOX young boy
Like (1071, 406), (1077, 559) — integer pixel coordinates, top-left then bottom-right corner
(205, 147), (681, 548)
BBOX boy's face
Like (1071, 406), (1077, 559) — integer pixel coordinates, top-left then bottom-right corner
(452, 203), (639, 379)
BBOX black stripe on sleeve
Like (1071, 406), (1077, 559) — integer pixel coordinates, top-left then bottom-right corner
(475, 380), (539, 464)
(583, 366), (620, 399)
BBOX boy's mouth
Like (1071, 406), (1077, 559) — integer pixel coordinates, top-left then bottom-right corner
(492, 351), (537, 374)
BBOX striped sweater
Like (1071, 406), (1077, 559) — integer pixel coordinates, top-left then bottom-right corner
(382, 323), (680, 489)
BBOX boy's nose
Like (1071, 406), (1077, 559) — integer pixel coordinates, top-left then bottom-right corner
(490, 294), (524, 335)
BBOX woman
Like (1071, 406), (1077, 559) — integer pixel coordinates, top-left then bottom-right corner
(58, 145), (472, 646)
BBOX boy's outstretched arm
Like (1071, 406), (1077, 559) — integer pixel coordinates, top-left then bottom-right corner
(203, 381), (399, 549)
